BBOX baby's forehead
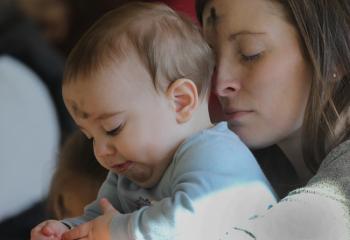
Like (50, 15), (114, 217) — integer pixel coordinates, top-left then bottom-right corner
(64, 55), (165, 96)
(92, 55), (167, 92)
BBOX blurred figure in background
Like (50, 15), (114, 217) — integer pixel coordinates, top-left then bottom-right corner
(48, 130), (108, 219)
(60, 0), (197, 55)
(0, 1), (69, 239)
(0, 55), (60, 240)
(16, 0), (70, 47)
(147, 0), (196, 21)
(0, 0), (74, 141)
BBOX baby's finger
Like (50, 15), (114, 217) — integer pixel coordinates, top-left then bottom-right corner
(42, 225), (55, 236)
(32, 221), (49, 232)
(62, 222), (91, 240)
(43, 221), (68, 237)
(31, 221), (53, 239)
(100, 198), (117, 214)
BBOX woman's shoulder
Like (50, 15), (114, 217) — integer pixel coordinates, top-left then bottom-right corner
(321, 139), (350, 169)
(306, 139), (350, 200)
(216, 140), (350, 240)
(311, 139), (350, 180)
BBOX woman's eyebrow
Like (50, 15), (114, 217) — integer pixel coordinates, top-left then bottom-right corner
(228, 31), (266, 41)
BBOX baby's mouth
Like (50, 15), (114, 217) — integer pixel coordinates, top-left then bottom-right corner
(111, 161), (133, 173)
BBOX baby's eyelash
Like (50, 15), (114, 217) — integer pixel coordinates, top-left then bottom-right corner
(106, 125), (123, 136)
(80, 130), (92, 140)
(83, 134), (94, 143)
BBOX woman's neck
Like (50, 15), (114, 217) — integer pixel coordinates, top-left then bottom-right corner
(278, 129), (313, 183)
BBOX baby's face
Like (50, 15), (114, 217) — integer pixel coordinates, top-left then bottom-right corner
(63, 60), (181, 188)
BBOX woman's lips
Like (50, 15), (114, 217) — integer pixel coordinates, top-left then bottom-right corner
(111, 161), (133, 173)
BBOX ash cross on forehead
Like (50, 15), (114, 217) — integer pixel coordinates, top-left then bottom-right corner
(208, 6), (218, 24)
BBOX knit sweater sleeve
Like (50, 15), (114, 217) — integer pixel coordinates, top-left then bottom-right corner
(221, 140), (350, 240)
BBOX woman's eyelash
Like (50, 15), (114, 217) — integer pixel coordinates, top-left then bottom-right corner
(241, 53), (261, 62)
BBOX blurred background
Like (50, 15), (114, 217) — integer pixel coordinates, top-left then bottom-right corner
(0, 0), (195, 239)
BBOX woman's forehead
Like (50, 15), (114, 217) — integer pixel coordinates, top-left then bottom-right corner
(202, 0), (284, 24)
(202, 0), (290, 40)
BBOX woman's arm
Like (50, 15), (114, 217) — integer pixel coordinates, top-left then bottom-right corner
(223, 139), (350, 240)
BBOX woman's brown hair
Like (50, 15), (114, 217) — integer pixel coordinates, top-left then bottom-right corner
(196, 0), (350, 173)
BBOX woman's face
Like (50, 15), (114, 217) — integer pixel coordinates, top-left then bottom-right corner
(202, 0), (312, 149)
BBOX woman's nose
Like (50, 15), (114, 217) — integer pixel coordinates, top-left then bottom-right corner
(93, 138), (116, 159)
(213, 59), (242, 97)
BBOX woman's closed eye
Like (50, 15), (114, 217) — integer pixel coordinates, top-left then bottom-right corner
(240, 52), (262, 63)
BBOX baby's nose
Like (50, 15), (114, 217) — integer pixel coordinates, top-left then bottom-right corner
(93, 139), (116, 159)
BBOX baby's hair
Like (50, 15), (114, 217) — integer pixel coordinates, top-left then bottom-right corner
(63, 1), (214, 100)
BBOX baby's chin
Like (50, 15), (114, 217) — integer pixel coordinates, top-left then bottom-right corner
(126, 164), (157, 188)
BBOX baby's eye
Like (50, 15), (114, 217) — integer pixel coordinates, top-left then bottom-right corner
(106, 125), (123, 136)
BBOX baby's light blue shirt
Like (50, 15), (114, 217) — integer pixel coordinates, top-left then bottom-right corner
(62, 122), (276, 239)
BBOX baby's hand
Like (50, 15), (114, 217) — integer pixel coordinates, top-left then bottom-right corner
(31, 220), (69, 240)
(62, 198), (118, 240)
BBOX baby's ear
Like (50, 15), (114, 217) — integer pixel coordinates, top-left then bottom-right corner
(166, 78), (199, 124)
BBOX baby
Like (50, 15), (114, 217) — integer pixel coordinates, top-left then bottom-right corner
(31, 2), (276, 240)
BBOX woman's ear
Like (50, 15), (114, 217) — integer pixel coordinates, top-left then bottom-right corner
(166, 78), (199, 123)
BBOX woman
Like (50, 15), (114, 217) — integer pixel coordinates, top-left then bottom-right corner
(196, 0), (350, 239)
